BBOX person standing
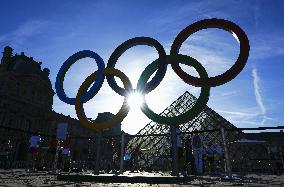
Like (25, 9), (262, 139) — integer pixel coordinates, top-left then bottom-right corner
(206, 142), (216, 174)
(131, 147), (141, 172)
(214, 143), (223, 173)
(62, 137), (71, 172)
(27, 134), (41, 171)
(191, 130), (204, 174)
(47, 135), (57, 170)
(170, 126), (186, 176)
(176, 127), (185, 175)
(185, 138), (195, 175)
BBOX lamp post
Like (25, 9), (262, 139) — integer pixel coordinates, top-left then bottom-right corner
(120, 131), (125, 174)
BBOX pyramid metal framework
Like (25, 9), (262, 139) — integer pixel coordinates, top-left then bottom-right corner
(126, 91), (242, 171)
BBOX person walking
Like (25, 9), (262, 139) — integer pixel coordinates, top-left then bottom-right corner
(191, 130), (204, 174)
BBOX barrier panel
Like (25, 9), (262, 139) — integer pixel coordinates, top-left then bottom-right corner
(0, 124), (283, 176)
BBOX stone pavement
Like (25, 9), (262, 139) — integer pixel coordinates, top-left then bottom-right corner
(0, 169), (284, 186)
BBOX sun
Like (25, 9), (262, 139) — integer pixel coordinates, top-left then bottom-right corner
(127, 91), (144, 109)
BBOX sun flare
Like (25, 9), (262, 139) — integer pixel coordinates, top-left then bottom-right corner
(127, 91), (144, 109)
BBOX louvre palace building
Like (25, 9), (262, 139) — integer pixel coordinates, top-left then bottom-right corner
(0, 46), (122, 165)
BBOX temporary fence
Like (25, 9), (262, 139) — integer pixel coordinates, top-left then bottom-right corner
(0, 124), (283, 177)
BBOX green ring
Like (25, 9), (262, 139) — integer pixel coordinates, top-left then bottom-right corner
(137, 54), (210, 125)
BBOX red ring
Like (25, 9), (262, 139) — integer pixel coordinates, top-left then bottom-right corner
(170, 18), (250, 87)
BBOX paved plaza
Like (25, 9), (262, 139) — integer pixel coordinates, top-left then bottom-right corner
(0, 169), (284, 186)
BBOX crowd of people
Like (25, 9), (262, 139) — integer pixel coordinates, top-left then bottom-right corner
(26, 134), (71, 172)
(2, 126), (283, 176)
(2, 128), (224, 175)
(122, 128), (224, 176)
(0, 131), (221, 175)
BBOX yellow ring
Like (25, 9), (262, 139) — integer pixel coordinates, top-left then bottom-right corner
(75, 68), (132, 131)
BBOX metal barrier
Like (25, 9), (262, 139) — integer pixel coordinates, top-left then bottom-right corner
(124, 126), (284, 176)
(0, 124), (283, 177)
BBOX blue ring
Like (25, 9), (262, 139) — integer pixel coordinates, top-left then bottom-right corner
(55, 50), (105, 105)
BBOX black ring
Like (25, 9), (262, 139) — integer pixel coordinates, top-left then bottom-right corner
(170, 18), (250, 87)
(107, 37), (167, 96)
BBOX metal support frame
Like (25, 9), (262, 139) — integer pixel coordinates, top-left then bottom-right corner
(221, 127), (232, 178)
(120, 131), (125, 174)
(170, 125), (178, 175)
(94, 132), (101, 175)
(53, 140), (61, 172)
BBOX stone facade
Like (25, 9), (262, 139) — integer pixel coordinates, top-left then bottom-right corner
(0, 46), (121, 164)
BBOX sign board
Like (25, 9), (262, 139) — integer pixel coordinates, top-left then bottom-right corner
(56, 123), (68, 140)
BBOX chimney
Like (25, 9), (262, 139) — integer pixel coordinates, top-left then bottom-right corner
(1, 46), (13, 64)
(43, 68), (50, 77)
(0, 46), (13, 72)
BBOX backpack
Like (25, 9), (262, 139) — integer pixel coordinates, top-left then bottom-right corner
(193, 135), (202, 148)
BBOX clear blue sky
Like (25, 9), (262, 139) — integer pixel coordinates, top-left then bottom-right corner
(0, 0), (283, 134)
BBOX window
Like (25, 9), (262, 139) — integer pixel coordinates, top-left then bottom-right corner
(0, 79), (3, 90)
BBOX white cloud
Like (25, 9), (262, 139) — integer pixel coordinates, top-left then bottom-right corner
(217, 108), (259, 124)
(252, 68), (265, 114)
(252, 68), (267, 126)
(221, 91), (238, 97)
(0, 20), (52, 47)
(147, 0), (244, 36)
(217, 110), (259, 118)
(217, 108), (264, 128)
(250, 34), (284, 60)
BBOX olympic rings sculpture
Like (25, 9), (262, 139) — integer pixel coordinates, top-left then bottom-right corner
(55, 18), (250, 131)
